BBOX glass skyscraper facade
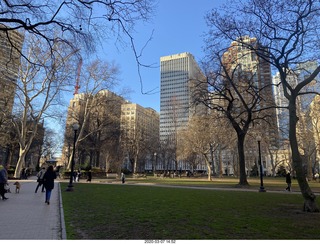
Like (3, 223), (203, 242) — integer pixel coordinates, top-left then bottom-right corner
(159, 52), (205, 141)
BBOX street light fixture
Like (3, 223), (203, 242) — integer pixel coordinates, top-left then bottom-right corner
(153, 152), (157, 176)
(257, 135), (266, 192)
(66, 123), (80, 192)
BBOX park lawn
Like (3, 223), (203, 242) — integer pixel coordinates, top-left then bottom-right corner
(96, 176), (320, 193)
(61, 182), (320, 240)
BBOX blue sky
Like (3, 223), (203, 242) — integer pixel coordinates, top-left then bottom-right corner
(97, 0), (226, 112)
(48, 0), (226, 154)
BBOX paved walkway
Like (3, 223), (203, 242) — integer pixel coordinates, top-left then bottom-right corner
(0, 177), (66, 240)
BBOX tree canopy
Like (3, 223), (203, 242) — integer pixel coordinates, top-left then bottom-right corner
(204, 0), (320, 211)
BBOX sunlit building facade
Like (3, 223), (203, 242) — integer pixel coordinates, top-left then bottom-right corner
(0, 26), (24, 164)
(159, 52), (206, 142)
(0, 26), (24, 115)
(223, 36), (278, 148)
(62, 90), (126, 169)
(120, 103), (159, 172)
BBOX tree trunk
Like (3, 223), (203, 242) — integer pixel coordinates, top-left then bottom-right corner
(14, 148), (27, 178)
(289, 100), (319, 212)
(237, 133), (249, 185)
(133, 154), (138, 174)
(218, 148), (223, 177)
(204, 155), (212, 181)
(268, 149), (276, 177)
(67, 147), (75, 170)
(207, 166), (212, 181)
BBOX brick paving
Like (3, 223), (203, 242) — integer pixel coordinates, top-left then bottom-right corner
(0, 177), (65, 240)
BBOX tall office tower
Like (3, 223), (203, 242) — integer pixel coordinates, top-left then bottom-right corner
(159, 52), (206, 142)
(0, 25), (24, 115)
(120, 103), (159, 171)
(223, 36), (278, 146)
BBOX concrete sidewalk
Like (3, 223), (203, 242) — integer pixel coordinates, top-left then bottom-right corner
(0, 177), (66, 240)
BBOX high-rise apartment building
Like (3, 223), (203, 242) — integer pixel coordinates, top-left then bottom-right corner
(160, 52), (206, 141)
(0, 26), (24, 115)
(223, 36), (278, 146)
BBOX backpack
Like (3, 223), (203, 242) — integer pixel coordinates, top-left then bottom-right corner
(37, 170), (45, 181)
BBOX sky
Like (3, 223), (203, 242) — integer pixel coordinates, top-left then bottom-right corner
(49, 0), (226, 153)
(95, 0), (226, 112)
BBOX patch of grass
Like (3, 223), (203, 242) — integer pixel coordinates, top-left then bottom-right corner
(125, 176), (320, 192)
(61, 182), (320, 240)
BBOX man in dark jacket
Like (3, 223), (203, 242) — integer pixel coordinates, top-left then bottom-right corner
(0, 163), (9, 200)
(43, 165), (56, 205)
(285, 172), (292, 191)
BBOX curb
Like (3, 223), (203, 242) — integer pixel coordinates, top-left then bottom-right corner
(58, 183), (67, 240)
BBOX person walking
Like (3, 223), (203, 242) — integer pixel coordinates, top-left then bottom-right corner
(76, 169), (81, 182)
(35, 167), (46, 193)
(86, 170), (92, 182)
(121, 172), (125, 184)
(43, 165), (56, 205)
(0, 163), (9, 200)
(286, 172), (292, 191)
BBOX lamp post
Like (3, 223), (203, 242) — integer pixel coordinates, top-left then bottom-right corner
(153, 152), (157, 176)
(257, 136), (266, 192)
(66, 123), (80, 191)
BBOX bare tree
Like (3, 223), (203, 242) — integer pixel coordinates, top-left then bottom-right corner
(178, 114), (232, 181)
(157, 137), (177, 176)
(297, 108), (317, 180)
(196, 48), (276, 186)
(0, 1), (155, 66)
(206, 0), (320, 211)
(121, 127), (144, 174)
(64, 59), (121, 170)
(82, 91), (124, 170)
(41, 127), (61, 160)
(11, 36), (74, 178)
(178, 115), (213, 181)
